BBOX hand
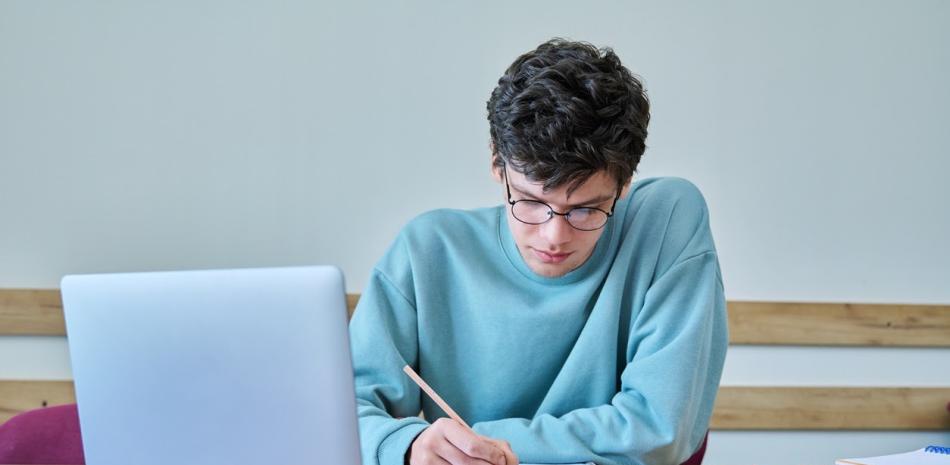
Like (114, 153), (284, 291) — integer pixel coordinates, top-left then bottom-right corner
(407, 418), (519, 465)
(486, 437), (518, 465)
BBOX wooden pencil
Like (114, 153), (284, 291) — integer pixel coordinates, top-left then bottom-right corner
(403, 364), (472, 430)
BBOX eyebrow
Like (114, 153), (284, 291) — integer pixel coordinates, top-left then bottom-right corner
(510, 185), (615, 208)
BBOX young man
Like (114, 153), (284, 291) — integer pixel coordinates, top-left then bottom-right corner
(349, 39), (727, 465)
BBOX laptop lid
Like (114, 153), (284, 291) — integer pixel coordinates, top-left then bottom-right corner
(61, 266), (361, 465)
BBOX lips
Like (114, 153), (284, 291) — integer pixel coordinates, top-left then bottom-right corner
(532, 248), (572, 264)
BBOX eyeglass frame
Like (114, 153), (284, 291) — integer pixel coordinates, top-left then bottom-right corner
(504, 166), (622, 231)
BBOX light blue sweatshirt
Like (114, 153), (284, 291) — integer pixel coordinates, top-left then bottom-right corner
(349, 177), (728, 465)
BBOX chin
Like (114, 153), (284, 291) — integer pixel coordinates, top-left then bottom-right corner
(529, 262), (574, 278)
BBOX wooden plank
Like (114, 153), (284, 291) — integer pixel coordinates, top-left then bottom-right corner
(346, 293), (360, 317)
(711, 386), (950, 430)
(728, 301), (950, 347)
(0, 380), (76, 423)
(0, 288), (360, 336)
(0, 289), (67, 336)
(3, 290), (950, 347)
(2, 382), (948, 430)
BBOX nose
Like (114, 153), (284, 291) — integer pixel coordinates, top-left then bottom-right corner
(539, 215), (573, 246)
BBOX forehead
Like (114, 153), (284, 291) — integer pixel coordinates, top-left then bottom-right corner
(507, 169), (616, 202)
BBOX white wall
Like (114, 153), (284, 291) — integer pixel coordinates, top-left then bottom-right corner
(2, 1), (948, 464)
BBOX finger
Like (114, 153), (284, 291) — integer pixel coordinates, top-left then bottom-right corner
(433, 438), (496, 465)
(488, 439), (518, 465)
(501, 444), (518, 465)
(409, 426), (452, 465)
(413, 449), (452, 465)
(440, 421), (506, 465)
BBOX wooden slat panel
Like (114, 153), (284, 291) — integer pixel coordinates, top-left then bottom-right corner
(712, 386), (950, 430)
(346, 293), (360, 317)
(2, 382), (948, 430)
(0, 289), (67, 336)
(0, 380), (76, 423)
(0, 289), (360, 336)
(728, 301), (950, 347)
(3, 290), (950, 347)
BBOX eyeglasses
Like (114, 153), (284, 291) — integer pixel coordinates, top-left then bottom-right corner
(504, 167), (621, 231)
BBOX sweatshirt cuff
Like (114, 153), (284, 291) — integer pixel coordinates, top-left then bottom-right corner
(378, 420), (429, 465)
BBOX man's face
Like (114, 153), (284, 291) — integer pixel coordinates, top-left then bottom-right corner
(499, 167), (626, 278)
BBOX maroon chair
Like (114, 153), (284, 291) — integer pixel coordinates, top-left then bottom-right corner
(0, 404), (85, 464)
(681, 432), (708, 465)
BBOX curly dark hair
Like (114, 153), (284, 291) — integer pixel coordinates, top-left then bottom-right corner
(487, 38), (650, 194)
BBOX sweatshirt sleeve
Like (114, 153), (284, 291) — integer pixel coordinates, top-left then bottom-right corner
(471, 250), (728, 465)
(349, 262), (430, 465)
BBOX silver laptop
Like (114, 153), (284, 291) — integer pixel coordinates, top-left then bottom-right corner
(61, 266), (362, 465)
